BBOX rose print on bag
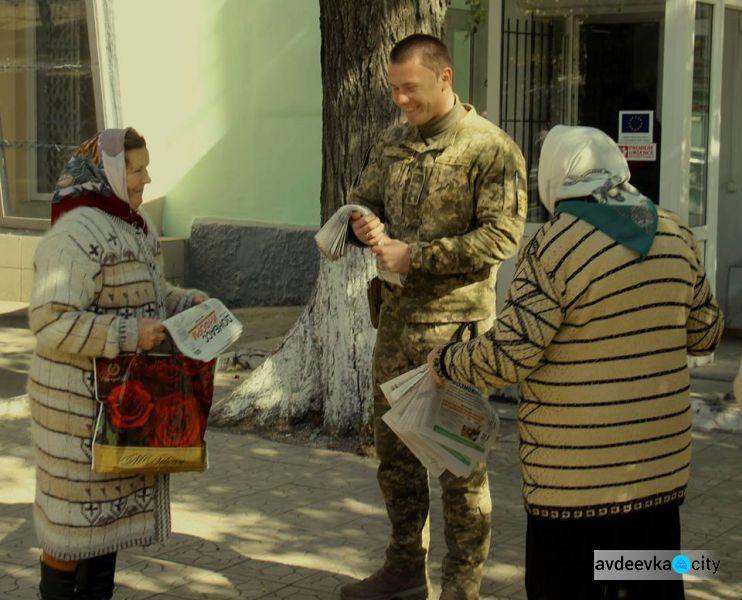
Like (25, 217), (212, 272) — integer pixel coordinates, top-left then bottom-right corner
(105, 381), (154, 429)
(154, 393), (202, 447)
(93, 353), (216, 473)
(145, 358), (182, 385)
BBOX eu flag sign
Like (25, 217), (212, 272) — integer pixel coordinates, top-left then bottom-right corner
(618, 110), (653, 143)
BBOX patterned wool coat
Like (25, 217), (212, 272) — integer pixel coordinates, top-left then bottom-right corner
(29, 206), (201, 560)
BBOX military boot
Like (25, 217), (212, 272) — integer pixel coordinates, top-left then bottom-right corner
(439, 581), (479, 600)
(340, 566), (430, 600)
(439, 584), (475, 600)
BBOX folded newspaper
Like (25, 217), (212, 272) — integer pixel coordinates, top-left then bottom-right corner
(381, 366), (499, 478)
(162, 298), (243, 361)
(314, 203), (403, 286)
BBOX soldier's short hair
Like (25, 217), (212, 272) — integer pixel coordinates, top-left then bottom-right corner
(390, 34), (452, 74)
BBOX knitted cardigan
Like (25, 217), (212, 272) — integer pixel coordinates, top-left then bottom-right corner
(440, 208), (723, 519)
(28, 206), (202, 560)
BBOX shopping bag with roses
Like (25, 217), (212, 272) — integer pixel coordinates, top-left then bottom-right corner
(92, 352), (216, 474)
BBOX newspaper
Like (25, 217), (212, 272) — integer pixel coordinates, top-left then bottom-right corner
(381, 366), (499, 478)
(314, 203), (403, 286)
(162, 298), (243, 361)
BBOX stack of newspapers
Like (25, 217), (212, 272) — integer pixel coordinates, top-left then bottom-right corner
(314, 203), (402, 286)
(380, 366), (499, 478)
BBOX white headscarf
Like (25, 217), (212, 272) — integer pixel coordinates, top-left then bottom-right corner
(537, 125), (645, 214)
(98, 128), (130, 203)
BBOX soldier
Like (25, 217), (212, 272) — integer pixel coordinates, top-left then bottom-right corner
(340, 34), (527, 600)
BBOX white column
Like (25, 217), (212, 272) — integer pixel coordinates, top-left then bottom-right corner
(90, 0), (123, 128)
(659, 0), (696, 217)
(699, 0), (725, 293)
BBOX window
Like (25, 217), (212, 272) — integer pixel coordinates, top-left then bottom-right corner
(500, 2), (575, 223)
(0, 0), (101, 225)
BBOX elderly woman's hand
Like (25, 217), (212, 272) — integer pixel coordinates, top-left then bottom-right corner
(191, 294), (208, 305)
(137, 319), (166, 351)
(427, 345), (446, 386)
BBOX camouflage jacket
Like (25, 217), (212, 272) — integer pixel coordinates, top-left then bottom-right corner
(349, 105), (527, 323)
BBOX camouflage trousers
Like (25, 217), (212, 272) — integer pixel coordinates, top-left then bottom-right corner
(372, 307), (493, 598)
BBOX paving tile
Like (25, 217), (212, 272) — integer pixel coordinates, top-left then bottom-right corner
(486, 579), (528, 599)
(2, 379), (741, 599)
(685, 578), (742, 600)
(0, 562), (38, 600)
(116, 555), (285, 599)
(254, 584), (340, 599)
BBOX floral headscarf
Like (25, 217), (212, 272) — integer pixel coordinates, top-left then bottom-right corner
(51, 128), (147, 232)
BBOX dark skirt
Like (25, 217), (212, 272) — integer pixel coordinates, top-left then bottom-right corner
(525, 502), (685, 600)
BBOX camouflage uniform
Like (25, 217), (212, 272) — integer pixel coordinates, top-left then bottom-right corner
(350, 104), (526, 598)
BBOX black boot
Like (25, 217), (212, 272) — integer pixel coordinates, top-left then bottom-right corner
(75, 552), (117, 600)
(39, 561), (77, 600)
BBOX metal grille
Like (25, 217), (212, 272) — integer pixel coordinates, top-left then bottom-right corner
(36, 0), (96, 193)
(500, 15), (556, 223)
(0, 0), (98, 220)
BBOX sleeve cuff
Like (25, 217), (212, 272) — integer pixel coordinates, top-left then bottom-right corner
(409, 242), (424, 272)
(118, 317), (139, 353)
(433, 342), (455, 382)
(175, 289), (208, 314)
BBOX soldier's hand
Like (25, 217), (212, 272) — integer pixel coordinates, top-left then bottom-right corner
(371, 237), (411, 274)
(351, 212), (385, 246)
(137, 319), (166, 351)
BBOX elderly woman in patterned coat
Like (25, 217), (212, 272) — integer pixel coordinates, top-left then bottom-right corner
(29, 128), (206, 599)
(427, 125), (723, 600)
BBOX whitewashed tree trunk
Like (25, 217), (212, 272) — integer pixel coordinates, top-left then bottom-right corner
(210, 0), (447, 436)
(211, 251), (377, 433)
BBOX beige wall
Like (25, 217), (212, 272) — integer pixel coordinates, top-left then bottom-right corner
(0, 233), (185, 303)
(0, 234), (37, 302)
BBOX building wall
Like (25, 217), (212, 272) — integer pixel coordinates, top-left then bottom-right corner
(111, 0), (323, 238)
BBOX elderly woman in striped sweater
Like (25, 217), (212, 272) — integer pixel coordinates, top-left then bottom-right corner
(428, 125), (723, 600)
(29, 128), (206, 599)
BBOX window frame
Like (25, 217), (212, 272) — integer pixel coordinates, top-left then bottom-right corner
(0, 0), (117, 230)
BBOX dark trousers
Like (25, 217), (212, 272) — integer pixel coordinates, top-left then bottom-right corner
(39, 552), (117, 600)
(525, 503), (685, 600)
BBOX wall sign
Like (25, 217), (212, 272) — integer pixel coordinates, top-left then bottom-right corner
(618, 143), (657, 162)
(618, 110), (653, 144)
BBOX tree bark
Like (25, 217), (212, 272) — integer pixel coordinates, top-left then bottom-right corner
(210, 0), (448, 436)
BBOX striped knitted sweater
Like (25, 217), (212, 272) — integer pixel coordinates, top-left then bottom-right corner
(28, 206), (201, 560)
(441, 208), (723, 519)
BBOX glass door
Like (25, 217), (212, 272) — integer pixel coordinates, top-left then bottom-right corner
(497, 0), (664, 223)
(577, 17), (663, 204)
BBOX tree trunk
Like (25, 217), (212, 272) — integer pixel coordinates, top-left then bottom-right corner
(210, 0), (448, 436)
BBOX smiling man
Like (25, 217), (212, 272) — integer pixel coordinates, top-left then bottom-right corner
(342, 35), (527, 600)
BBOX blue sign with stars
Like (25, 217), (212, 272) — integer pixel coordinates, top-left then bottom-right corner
(618, 110), (653, 143)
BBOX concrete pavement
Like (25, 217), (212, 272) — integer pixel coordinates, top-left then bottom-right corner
(1, 302), (741, 599)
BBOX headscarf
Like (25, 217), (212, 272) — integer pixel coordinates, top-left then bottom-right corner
(537, 125), (657, 259)
(51, 128), (147, 232)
